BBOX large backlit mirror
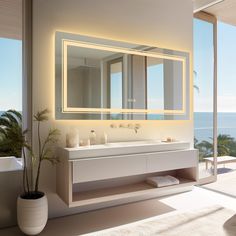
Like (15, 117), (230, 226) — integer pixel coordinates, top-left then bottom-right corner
(55, 32), (190, 120)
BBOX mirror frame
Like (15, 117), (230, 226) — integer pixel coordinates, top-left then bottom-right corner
(55, 31), (190, 120)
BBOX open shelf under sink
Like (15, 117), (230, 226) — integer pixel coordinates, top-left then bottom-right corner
(70, 177), (196, 207)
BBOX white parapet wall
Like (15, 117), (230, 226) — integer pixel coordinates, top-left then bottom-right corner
(0, 157), (23, 228)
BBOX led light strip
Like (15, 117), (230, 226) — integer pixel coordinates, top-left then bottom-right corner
(62, 108), (185, 114)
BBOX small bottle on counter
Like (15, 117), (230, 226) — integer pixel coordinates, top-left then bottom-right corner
(101, 132), (108, 144)
(86, 139), (91, 146)
(89, 130), (96, 145)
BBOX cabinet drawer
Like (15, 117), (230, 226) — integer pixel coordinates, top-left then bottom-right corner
(72, 155), (146, 183)
(147, 150), (198, 173)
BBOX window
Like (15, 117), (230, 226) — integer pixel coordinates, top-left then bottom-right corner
(0, 0), (23, 115)
(146, 58), (164, 110)
(0, 38), (22, 113)
(109, 60), (123, 109)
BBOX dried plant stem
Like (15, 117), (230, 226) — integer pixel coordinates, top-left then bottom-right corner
(23, 147), (30, 195)
(34, 121), (42, 192)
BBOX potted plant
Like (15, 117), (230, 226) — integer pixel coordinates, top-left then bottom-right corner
(17, 109), (60, 235)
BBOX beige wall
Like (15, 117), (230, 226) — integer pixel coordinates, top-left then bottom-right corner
(33, 0), (194, 218)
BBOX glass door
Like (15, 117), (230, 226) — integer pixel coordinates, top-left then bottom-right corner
(194, 12), (217, 184)
(107, 57), (123, 120)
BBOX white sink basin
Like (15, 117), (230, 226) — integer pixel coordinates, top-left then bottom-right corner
(105, 140), (161, 147)
(64, 140), (190, 160)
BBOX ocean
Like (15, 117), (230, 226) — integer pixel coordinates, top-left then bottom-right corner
(195, 112), (236, 142)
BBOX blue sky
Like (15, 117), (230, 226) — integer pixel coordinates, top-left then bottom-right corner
(194, 18), (214, 112)
(194, 19), (236, 112)
(0, 38), (22, 111)
(110, 72), (123, 108)
(217, 22), (236, 112)
(147, 64), (164, 109)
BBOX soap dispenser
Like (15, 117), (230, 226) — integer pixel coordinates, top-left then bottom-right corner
(89, 130), (96, 145)
(101, 132), (108, 144)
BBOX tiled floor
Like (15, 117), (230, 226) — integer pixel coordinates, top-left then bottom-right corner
(1, 186), (236, 236)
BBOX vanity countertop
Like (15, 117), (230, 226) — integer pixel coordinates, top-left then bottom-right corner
(60, 140), (191, 160)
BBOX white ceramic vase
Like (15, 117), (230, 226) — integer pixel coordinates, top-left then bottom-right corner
(17, 193), (48, 235)
(66, 128), (79, 148)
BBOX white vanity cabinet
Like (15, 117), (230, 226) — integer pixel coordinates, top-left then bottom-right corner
(72, 154), (147, 183)
(56, 142), (198, 208)
(146, 150), (197, 173)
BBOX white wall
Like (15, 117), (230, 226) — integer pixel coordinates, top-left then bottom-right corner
(33, 0), (194, 218)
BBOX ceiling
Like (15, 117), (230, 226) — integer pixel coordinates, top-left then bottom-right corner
(194, 0), (236, 26)
(0, 0), (22, 40)
(206, 0), (236, 26)
(1, 0), (236, 40)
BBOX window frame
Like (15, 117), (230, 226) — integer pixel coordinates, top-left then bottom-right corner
(194, 11), (218, 184)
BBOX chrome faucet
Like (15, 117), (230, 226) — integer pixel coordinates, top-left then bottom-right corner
(132, 124), (141, 134)
(110, 123), (141, 134)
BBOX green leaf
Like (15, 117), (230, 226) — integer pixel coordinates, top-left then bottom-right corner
(0, 110), (23, 157)
(33, 109), (50, 122)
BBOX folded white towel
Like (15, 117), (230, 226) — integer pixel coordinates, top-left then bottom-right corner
(146, 175), (180, 188)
